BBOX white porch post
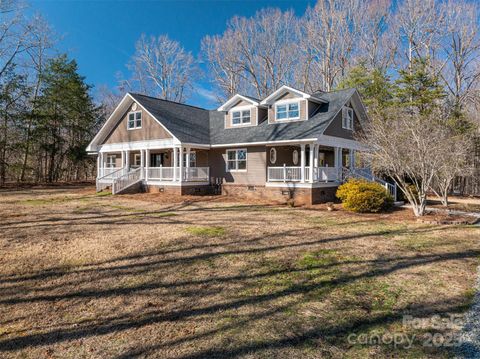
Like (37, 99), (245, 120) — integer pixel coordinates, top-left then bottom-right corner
(140, 149), (145, 179)
(125, 150), (130, 171)
(349, 149), (355, 169)
(121, 151), (125, 170)
(172, 147), (178, 181)
(186, 147), (191, 168)
(145, 149), (150, 181)
(300, 144), (306, 183)
(97, 154), (101, 178)
(309, 144), (314, 183)
(179, 146), (184, 182)
(185, 147), (190, 181)
(334, 147), (342, 181)
(100, 152), (105, 177)
(314, 144), (319, 182)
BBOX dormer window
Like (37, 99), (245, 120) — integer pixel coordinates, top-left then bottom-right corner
(128, 111), (142, 130)
(276, 102), (299, 121)
(232, 109), (251, 125)
(342, 107), (353, 130)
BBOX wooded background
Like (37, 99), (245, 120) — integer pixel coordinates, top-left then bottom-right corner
(1, 0), (479, 194)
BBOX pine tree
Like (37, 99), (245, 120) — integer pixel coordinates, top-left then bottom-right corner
(36, 54), (100, 182)
(394, 58), (446, 115)
(338, 64), (394, 113)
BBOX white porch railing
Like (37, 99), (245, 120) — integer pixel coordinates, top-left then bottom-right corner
(316, 167), (341, 182)
(147, 167), (209, 182)
(182, 167), (209, 181)
(112, 168), (142, 194)
(147, 167), (175, 181)
(268, 166), (340, 183)
(96, 167), (126, 192)
(268, 166), (303, 182)
(343, 167), (397, 201)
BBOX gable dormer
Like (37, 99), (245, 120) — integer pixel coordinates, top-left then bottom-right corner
(217, 94), (267, 129)
(260, 85), (327, 124)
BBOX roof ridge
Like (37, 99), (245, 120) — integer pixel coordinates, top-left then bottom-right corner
(129, 92), (209, 111)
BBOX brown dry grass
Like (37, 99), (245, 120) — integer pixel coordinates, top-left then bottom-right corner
(0, 185), (479, 358)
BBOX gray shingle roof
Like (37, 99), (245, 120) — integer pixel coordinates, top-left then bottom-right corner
(209, 88), (356, 145)
(129, 88), (356, 145)
(130, 93), (211, 144)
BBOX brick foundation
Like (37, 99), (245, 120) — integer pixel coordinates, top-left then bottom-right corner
(134, 182), (338, 205)
(145, 184), (212, 196)
(222, 184), (338, 205)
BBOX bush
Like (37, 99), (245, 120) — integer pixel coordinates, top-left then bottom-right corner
(336, 179), (393, 213)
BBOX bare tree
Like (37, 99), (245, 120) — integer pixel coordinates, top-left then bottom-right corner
(302, 0), (362, 92)
(361, 108), (449, 216)
(440, 0), (480, 114)
(430, 131), (474, 206)
(127, 34), (198, 103)
(393, 0), (446, 71)
(201, 8), (300, 100)
(355, 0), (394, 70)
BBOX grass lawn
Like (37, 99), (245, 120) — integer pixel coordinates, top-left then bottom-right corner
(0, 185), (479, 358)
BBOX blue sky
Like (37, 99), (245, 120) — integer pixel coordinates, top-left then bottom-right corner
(29, 0), (314, 108)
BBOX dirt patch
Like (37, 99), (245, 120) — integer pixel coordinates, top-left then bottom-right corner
(0, 185), (479, 358)
(417, 213), (479, 225)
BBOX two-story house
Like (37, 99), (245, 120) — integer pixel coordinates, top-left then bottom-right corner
(86, 85), (380, 205)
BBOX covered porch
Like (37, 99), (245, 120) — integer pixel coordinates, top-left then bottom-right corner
(266, 142), (366, 184)
(96, 144), (210, 192)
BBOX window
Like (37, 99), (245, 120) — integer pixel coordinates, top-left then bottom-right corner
(106, 155), (116, 168)
(292, 150), (299, 165)
(342, 107), (354, 130)
(226, 149), (247, 171)
(231, 109), (251, 125)
(276, 102), (300, 121)
(128, 111), (142, 130)
(183, 151), (197, 167)
(269, 148), (277, 164)
(133, 154), (141, 167)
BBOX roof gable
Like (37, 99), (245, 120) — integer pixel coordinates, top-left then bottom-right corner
(217, 94), (260, 111)
(261, 85), (327, 105)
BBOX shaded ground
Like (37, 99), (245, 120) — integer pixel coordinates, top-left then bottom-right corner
(0, 185), (479, 358)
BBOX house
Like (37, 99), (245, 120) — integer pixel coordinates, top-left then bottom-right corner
(87, 85), (386, 205)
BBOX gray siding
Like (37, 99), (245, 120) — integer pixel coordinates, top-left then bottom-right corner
(209, 146), (267, 185)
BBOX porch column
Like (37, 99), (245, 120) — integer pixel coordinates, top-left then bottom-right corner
(172, 147), (178, 181)
(100, 152), (105, 177)
(145, 149), (150, 181)
(349, 149), (355, 169)
(125, 150), (130, 171)
(186, 147), (191, 168)
(97, 154), (101, 178)
(314, 144), (319, 182)
(309, 144), (314, 184)
(178, 146), (184, 182)
(140, 149), (145, 179)
(300, 144), (306, 183)
(334, 147), (342, 181)
(121, 151), (125, 169)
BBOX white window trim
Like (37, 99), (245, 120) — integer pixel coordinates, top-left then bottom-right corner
(133, 153), (141, 167)
(269, 148), (277, 164)
(275, 100), (301, 122)
(127, 111), (142, 130)
(106, 155), (116, 168)
(342, 107), (354, 130)
(230, 106), (252, 126)
(226, 148), (247, 172)
(183, 150), (196, 167)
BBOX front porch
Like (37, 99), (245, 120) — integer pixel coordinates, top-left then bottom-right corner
(96, 145), (210, 193)
(266, 144), (362, 185)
